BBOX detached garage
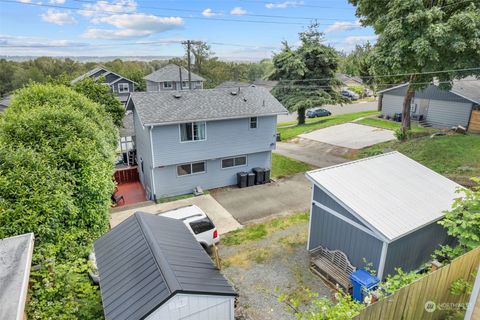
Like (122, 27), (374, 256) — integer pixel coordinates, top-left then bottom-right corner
(306, 152), (461, 280)
(94, 212), (237, 320)
(378, 77), (480, 130)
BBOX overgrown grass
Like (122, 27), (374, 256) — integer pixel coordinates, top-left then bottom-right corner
(277, 110), (379, 141)
(359, 134), (480, 185)
(222, 211), (309, 246)
(156, 190), (209, 204)
(271, 153), (311, 178)
(357, 117), (436, 133)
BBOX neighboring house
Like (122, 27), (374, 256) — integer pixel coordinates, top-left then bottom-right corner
(144, 64), (204, 92)
(0, 95), (11, 112)
(94, 212), (237, 320)
(0, 233), (34, 320)
(306, 152), (460, 279)
(127, 86), (287, 199)
(378, 77), (480, 130)
(216, 80), (278, 92)
(336, 73), (364, 87)
(71, 66), (137, 105)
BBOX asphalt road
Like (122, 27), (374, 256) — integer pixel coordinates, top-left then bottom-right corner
(277, 100), (378, 123)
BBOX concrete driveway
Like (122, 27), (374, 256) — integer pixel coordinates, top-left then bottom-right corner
(277, 100), (377, 123)
(110, 194), (242, 235)
(211, 173), (311, 224)
(299, 122), (395, 149)
(275, 138), (350, 168)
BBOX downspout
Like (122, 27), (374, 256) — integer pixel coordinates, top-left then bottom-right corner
(149, 126), (157, 201)
(377, 242), (388, 279)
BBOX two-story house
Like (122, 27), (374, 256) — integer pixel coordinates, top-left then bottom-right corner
(71, 66), (137, 105)
(144, 64), (205, 92)
(126, 86), (287, 199)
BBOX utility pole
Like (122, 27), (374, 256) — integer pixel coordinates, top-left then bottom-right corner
(182, 40), (193, 90)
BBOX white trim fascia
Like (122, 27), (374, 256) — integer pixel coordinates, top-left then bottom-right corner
(16, 233), (34, 320)
(312, 200), (386, 242)
(306, 174), (391, 243)
(377, 83), (409, 94)
(307, 183), (315, 251)
(377, 241), (388, 279)
(449, 90), (480, 105)
(465, 264), (480, 320)
(149, 126), (156, 199)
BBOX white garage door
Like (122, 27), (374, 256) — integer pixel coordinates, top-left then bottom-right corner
(427, 99), (473, 128)
(381, 94), (404, 116)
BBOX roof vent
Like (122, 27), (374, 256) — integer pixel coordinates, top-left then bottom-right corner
(173, 93), (181, 99)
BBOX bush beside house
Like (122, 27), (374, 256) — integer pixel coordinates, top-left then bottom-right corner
(0, 84), (117, 318)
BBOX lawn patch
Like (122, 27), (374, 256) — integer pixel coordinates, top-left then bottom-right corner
(222, 211), (309, 246)
(278, 110), (379, 141)
(359, 134), (480, 185)
(357, 117), (436, 134)
(271, 153), (311, 178)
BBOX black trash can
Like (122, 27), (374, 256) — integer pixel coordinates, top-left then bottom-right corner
(276, 132), (281, 142)
(253, 167), (265, 185)
(247, 172), (255, 187)
(264, 168), (271, 183)
(237, 172), (248, 188)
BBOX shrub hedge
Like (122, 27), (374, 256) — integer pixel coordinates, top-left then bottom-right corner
(0, 83), (117, 319)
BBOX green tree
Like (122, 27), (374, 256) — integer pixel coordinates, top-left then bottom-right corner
(269, 22), (344, 125)
(349, 0), (480, 137)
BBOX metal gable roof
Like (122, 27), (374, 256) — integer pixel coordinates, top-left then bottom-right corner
(94, 212), (236, 320)
(128, 86), (288, 126)
(306, 152), (463, 242)
(143, 64), (205, 83)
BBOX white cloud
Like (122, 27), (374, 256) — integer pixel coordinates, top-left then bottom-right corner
(78, 0), (137, 22)
(265, 1), (303, 9)
(49, 0), (65, 3)
(324, 20), (362, 33)
(18, 0), (32, 3)
(202, 8), (220, 17)
(41, 9), (77, 25)
(343, 35), (377, 46)
(230, 7), (247, 16)
(82, 14), (184, 39)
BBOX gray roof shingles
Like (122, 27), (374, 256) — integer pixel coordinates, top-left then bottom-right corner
(143, 64), (205, 82)
(128, 86), (288, 126)
(94, 212), (236, 320)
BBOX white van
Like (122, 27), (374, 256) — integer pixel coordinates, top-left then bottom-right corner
(158, 205), (219, 250)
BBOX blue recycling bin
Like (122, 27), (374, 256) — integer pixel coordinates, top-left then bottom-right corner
(350, 269), (380, 302)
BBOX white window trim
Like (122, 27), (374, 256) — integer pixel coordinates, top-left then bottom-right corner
(118, 83), (130, 93)
(176, 161), (207, 177)
(249, 117), (258, 129)
(182, 81), (189, 88)
(221, 155), (248, 169)
(178, 121), (207, 143)
(163, 81), (173, 89)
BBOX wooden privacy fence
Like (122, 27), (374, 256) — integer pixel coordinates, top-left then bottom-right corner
(354, 247), (480, 320)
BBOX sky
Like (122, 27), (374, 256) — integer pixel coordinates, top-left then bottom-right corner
(0, 0), (377, 60)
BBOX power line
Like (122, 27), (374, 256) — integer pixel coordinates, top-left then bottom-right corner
(0, 0), (364, 26)
(236, 0), (356, 10)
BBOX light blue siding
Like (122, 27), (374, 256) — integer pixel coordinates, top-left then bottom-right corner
(153, 151), (271, 197)
(151, 116), (277, 167)
(133, 109), (154, 198)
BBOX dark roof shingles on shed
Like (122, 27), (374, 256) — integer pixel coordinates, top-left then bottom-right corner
(94, 212), (236, 320)
(128, 86), (288, 126)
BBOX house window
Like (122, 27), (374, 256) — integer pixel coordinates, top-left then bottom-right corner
(222, 156), (247, 169)
(118, 83), (129, 93)
(177, 161), (206, 176)
(250, 117), (258, 129)
(182, 81), (189, 89)
(163, 82), (173, 89)
(180, 122), (206, 142)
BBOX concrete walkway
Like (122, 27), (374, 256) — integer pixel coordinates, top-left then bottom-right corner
(275, 138), (350, 168)
(299, 122), (395, 149)
(110, 194), (242, 235)
(211, 173), (312, 224)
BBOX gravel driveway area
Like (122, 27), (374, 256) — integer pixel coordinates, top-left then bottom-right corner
(220, 222), (332, 320)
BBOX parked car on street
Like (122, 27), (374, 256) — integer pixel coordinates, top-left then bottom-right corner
(341, 90), (360, 100)
(158, 205), (219, 250)
(306, 108), (332, 118)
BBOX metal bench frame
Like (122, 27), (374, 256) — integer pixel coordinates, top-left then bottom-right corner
(310, 246), (356, 292)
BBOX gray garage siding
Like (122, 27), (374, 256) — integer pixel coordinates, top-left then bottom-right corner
(426, 99), (473, 128)
(308, 204), (384, 271)
(313, 186), (364, 226)
(383, 222), (454, 278)
(382, 84), (471, 103)
(381, 94), (404, 116)
(153, 151), (271, 197)
(151, 116), (277, 167)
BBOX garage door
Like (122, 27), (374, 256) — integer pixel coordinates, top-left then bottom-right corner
(381, 94), (404, 116)
(426, 100), (473, 128)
